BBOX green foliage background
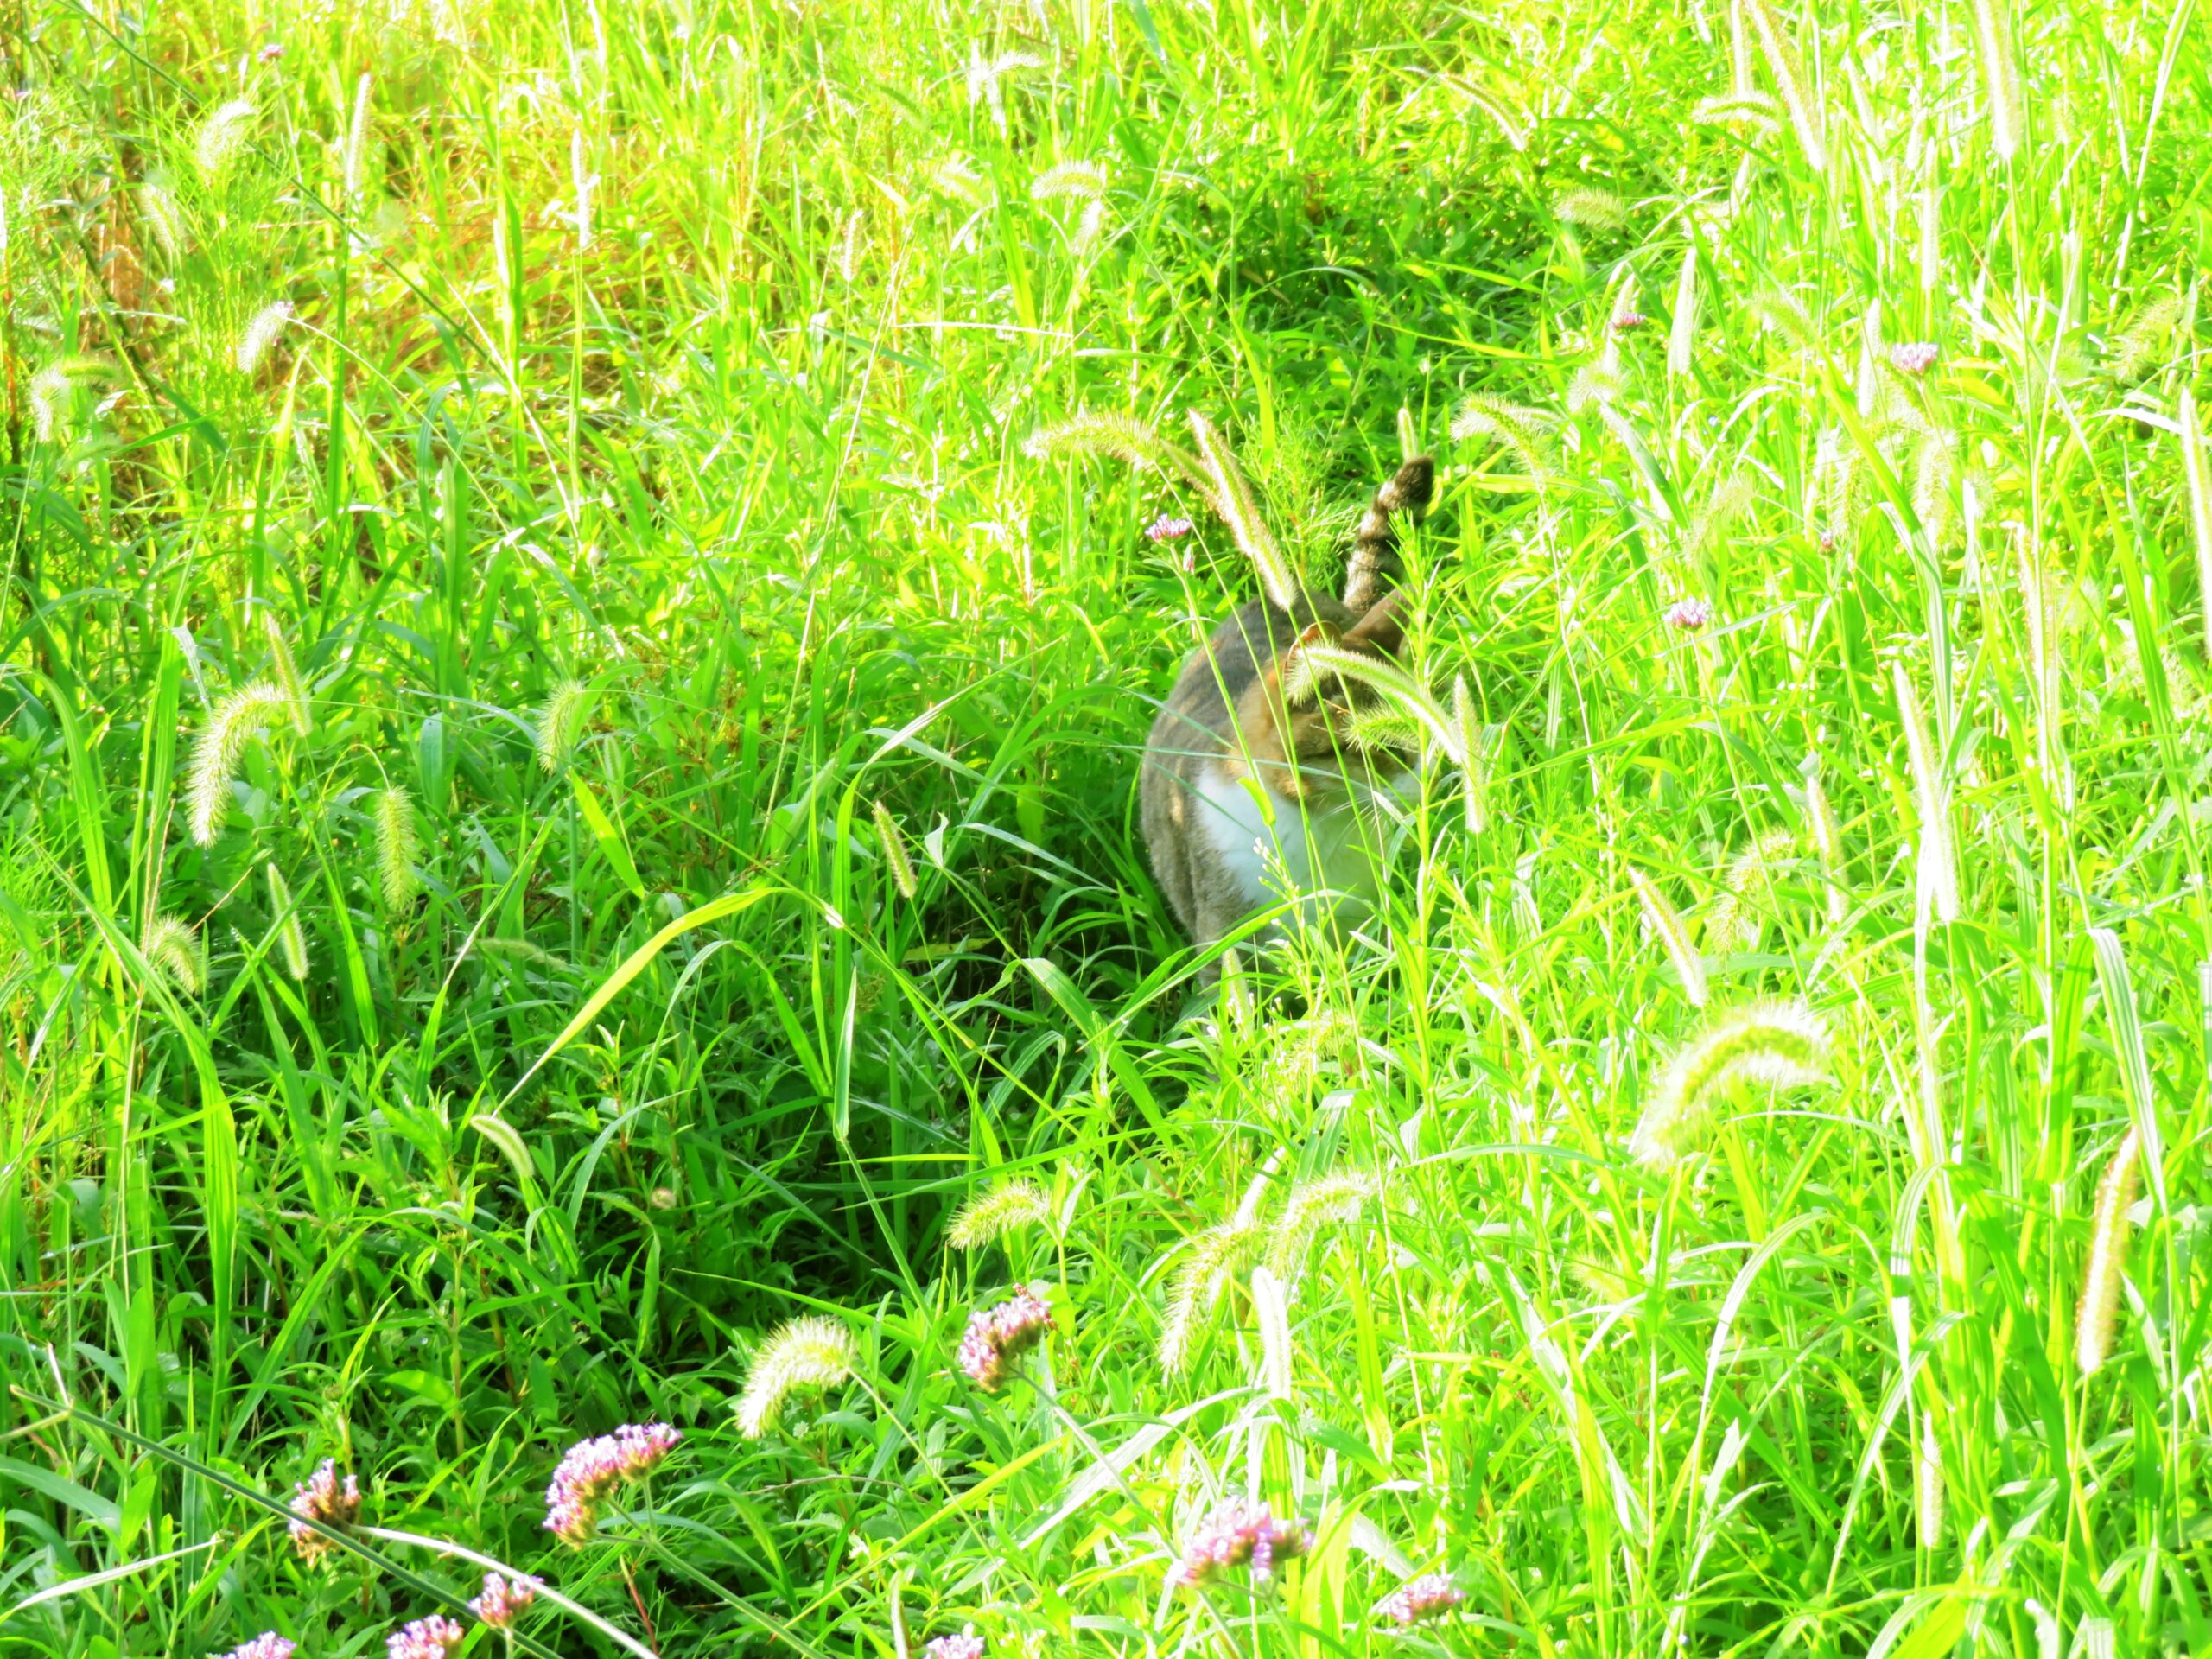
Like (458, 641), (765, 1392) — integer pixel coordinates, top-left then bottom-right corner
(3, 0), (2212, 1653)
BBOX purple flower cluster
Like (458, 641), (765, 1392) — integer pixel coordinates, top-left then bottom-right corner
(386, 1614), (464, 1659)
(925, 1630), (986, 1659)
(1889, 340), (1939, 375)
(1611, 309), (1648, 333)
(1169, 1498), (1313, 1586)
(219, 1637), (296, 1659)
(543, 1421), (681, 1544)
(287, 1459), (360, 1564)
(468, 1572), (540, 1630)
(1664, 597), (1713, 632)
(1376, 1573), (1465, 1625)
(1145, 514), (1194, 543)
(957, 1289), (1053, 1390)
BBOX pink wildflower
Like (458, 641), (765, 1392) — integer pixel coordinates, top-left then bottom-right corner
(925, 1631), (986, 1659)
(218, 1637), (296, 1659)
(1145, 514), (1194, 543)
(1170, 1498), (1313, 1586)
(257, 41), (284, 63)
(543, 1421), (681, 1544)
(287, 1458), (360, 1564)
(1376, 1573), (1465, 1625)
(468, 1573), (539, 1629)
(1663, 597), (1713, 631)
(1889, 341), (1939, 375)
(957, 1289), (1054, 1391)
(1611, 310), (1648, 333)
(386, 1615), (464, 1659)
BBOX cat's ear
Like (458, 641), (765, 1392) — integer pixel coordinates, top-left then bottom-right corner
(1274, 620), (1338, 706)
(1339, 590), (1406, 658)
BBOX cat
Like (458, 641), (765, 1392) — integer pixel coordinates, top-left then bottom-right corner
(1141, 454), (1434, 974)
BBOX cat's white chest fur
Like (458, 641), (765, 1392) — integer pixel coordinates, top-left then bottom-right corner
(1191, 763), (1396, 926)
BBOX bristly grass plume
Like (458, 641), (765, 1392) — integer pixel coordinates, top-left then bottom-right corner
(187, 683), (294, 845)
(2075, 1127), (2142, 1376)
(372, 788), (421, 911)
(1628, 866), (1707, 1007)
(266, 865), (309, 980)
(1630, 1001), (1834, 1166)
(142, 915), (206, 995)
(535, 680), (591, 774)
(946, 1179), (1052, 1250)
(12, 5), (2212, 1654)
(736, 1315), (858, 1437)
(1160, 1217), (1263, 1377)
(872, 800), (918, 899)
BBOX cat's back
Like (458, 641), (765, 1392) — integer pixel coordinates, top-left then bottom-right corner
(1140, 594), (1351, 938)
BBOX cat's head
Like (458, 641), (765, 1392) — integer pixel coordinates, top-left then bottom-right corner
(1227, 592), (1412, 803)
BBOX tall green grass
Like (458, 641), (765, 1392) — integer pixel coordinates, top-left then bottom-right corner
(3, 0), (2210, 1654)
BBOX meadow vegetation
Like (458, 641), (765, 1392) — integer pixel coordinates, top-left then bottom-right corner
(3, 0), (2212, 1653)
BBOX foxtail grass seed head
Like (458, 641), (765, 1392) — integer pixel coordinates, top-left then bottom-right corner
(467, 1573), (539, 1630)
(143, 915), (206, 995)
(385, 1614), (464, 1659)
(344, 74), (375, 206)
(947, 1179), (1052, 1249)
(1912, 429), (1960, 548)
(2076, 1126), (2143, 1376)
(219, 1637), (296, 1659)
(1972, 0), (2023, 161)
(2111, 293), (2183, 385)
(871, 800), (918, 899)
(1707, 828), (1798, 951)
(925, 1632), (985, 1659)
(267, 866), (310, 981)
(1265, 1172), (1376, 1278)
(373, 788), (422, 911)
(188, 683), (292, 845)
(237, 302), (294, 374)
(1630, 1000), (1834, 1167)
(1376, 1574), (1465, 1626)
(1628, 867), (1707, 1008)
(29, 356), (113, 444)
(140, 181), (185, 261)
(194, 98), (256, 177)
(1742, 0), (1828, 171)
(735, 1315), (856, 1436)
(1023, 410), (1209, 492)
(262, 613), (312, 734)
(543, 1421), (681, 1543)
(957, 1288), (1053, 1390)
(1031, 159), (1106, 201)
(1452, 676), (1489, 834)
(1170, 1499), (1312, 1587)
(569, 128), (594, 249)
(1553, 188), (1628, 231)
(1448, 395), (1555, 486)
(287, 1458), (360, 1564)
(1188, 410), (1300, 611)
(1160, 1217), (1263, 1376)
(1288, 644), (1467, 766)
(535, 679), (591, 773)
